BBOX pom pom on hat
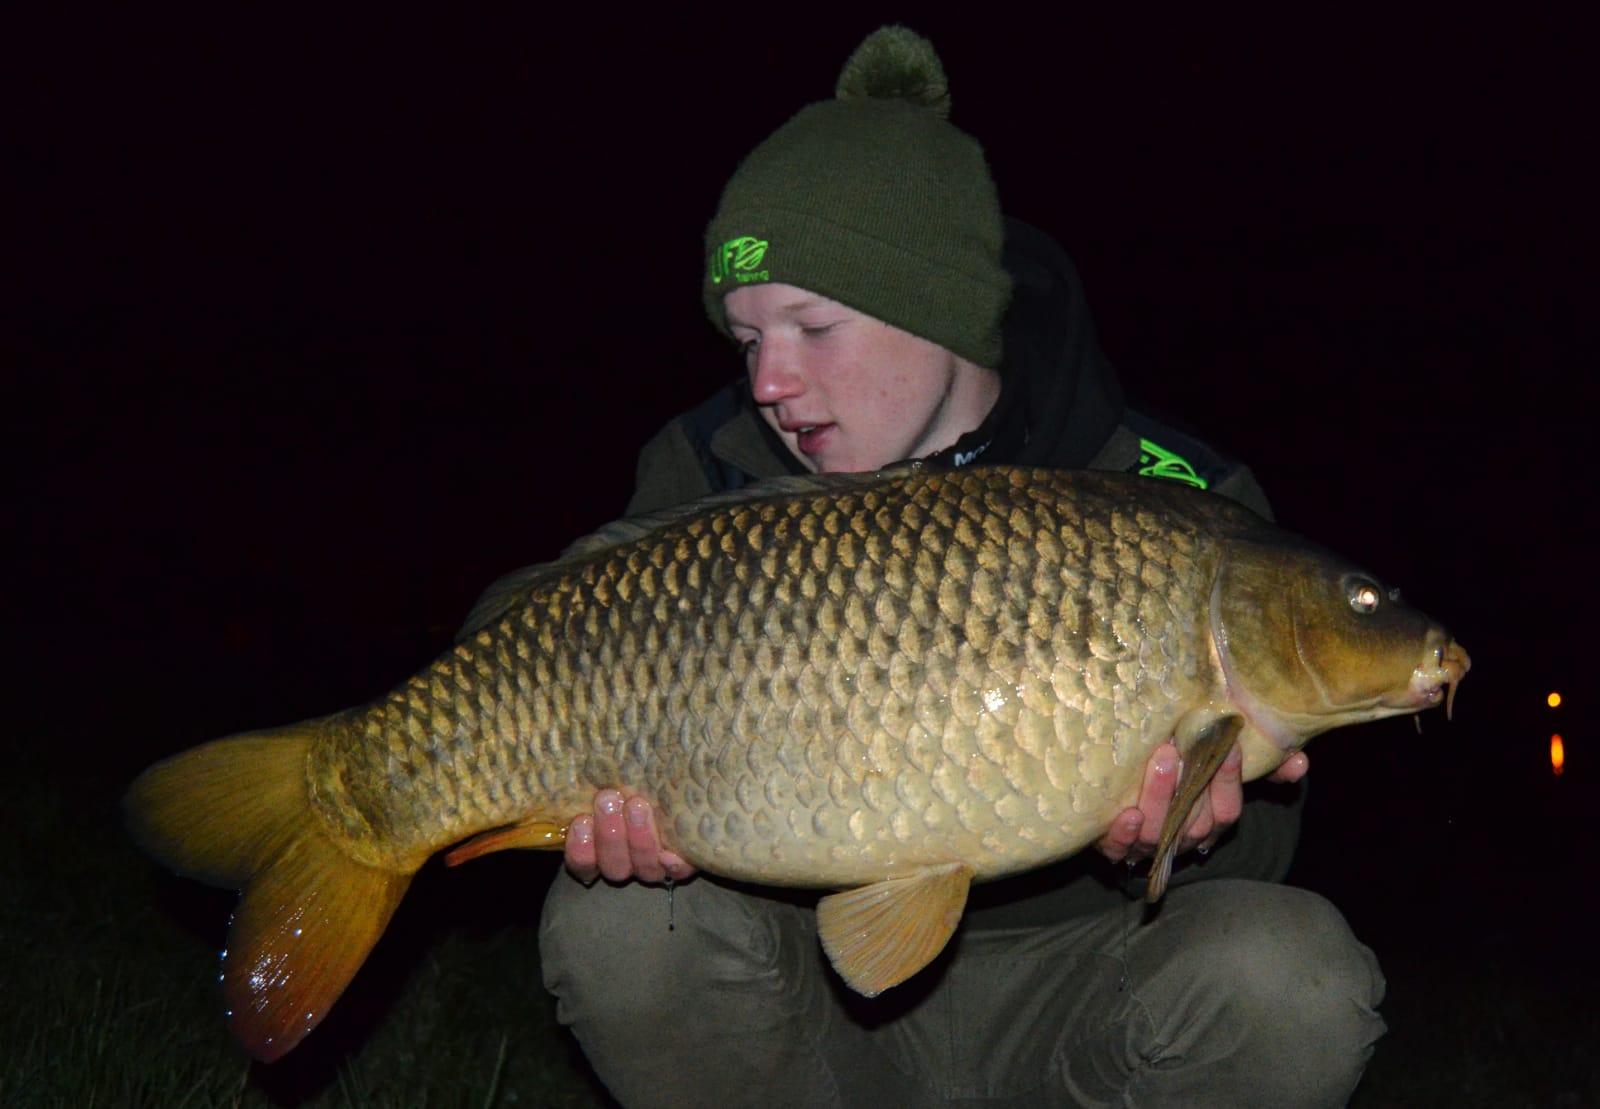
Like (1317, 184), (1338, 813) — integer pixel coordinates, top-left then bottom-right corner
(835, 25), (951, 119)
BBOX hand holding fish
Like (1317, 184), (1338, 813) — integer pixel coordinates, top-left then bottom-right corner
(565, 790), (696, 885)
(1094, 743), (1310, 865)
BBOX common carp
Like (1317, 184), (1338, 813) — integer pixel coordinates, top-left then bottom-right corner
(125, 465), (1468, 1062)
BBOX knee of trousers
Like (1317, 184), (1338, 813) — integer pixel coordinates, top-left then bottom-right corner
(536, 873), (844, 1106)
(537, 870), (823, 1020)
(1145, 881), (1387, 1085)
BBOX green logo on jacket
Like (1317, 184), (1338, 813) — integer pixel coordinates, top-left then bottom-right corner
(1137, 438), (1208, 489)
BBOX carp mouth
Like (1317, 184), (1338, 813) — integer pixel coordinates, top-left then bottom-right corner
(1401, 638), (1472, 719)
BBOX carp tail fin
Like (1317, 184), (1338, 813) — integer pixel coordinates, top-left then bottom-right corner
(124, 727), (412, 1062)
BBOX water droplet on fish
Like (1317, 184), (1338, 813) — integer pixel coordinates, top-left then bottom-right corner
(293, 928), (302, 937)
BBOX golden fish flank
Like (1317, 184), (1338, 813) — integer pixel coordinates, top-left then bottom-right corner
(125, 465), (1468, 1062)
(446, 468), (1214, 886)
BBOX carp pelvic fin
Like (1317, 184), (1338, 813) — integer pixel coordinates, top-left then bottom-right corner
(124, 726), (412, 1062)
(1147, 715), (1243, 903)
(444, 820), (569, 866)
(816, 862), (973, 997)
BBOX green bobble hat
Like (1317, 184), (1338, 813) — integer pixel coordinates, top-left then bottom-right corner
(703, 26), (1012, 369)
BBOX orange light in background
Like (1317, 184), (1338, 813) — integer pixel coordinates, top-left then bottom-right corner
(1548, 691), (1562, 709)
(1551, 734), (1565, 776)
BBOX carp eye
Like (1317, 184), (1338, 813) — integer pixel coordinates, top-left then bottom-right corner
(1344, 576), (1382, 617)
(1348, 580), (1382, 614)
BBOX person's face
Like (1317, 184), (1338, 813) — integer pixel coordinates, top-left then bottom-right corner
(724, 284), (996, 474)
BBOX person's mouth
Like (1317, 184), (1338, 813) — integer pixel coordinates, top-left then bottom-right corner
(780, 420), (834, 456)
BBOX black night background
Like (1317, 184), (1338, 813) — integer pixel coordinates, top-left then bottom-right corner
(8, 8), (1597, 1106)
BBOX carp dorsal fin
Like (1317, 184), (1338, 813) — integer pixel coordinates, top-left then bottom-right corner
(815, 861), (973, 997)
(457, 464), (932, 639)
(562, 462), (932, 562)
(456, 561), (572, 639)
(1146, 714), (1243, 902)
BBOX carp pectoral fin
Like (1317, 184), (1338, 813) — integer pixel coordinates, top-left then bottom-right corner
(815, 862), (974, 997)
(443, 820), (568, 866)
(1147, 715), (1243, 903)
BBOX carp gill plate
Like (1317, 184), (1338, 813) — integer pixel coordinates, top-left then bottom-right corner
(125, 465), (1468, 1061)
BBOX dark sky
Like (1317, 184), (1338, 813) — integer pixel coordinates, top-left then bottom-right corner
(10, 9), (1595, 929)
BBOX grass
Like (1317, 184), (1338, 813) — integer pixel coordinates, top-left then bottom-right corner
(1, 753), (616, 1108)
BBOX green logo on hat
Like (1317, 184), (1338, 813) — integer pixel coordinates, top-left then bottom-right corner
(710, 236), (770, 285)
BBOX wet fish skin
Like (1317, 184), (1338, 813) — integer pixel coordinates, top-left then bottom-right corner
(329, 465), (1224, 884)
(125, 464), (1468, 1060)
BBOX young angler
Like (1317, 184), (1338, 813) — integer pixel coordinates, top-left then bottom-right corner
(496, 27), (1384, 1109)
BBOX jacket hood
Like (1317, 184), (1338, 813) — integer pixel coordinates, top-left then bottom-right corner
(928, 219), (1125, 470)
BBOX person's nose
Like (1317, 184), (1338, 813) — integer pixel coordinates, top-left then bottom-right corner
(749, 339), (805, 404)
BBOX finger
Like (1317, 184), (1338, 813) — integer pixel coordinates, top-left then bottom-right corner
(659, 851), (695, 881)
(593, 790), (633, 883)
(621, 801), (698, 881)
(564, 814), (599, 884)
(1134, 744), (1181, 851)
(1268, 750), (1310, 784)
(1094, 809), (1144, 864)
(624, 796), (667, 883)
